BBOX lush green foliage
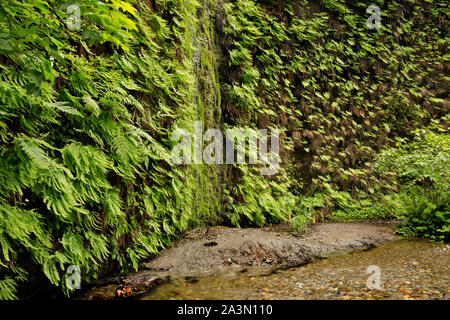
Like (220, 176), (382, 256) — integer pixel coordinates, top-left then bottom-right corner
(0, 0), (223, 299)
(219, 0), (447, 204)
(327, 125), (449, 241)
(218, 0), (448, 232)
(375, 126), (449, 241)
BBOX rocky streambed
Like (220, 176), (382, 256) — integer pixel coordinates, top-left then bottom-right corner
(78, 221), (440, 300)
(143, 239), (449, 300)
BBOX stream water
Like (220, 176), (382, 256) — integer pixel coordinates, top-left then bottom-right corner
(81, 240), (449, 300)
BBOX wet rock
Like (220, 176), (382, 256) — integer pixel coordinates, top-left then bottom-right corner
(115, 273), (168, 299)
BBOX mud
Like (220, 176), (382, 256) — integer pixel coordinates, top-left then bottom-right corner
(141, 221), (398, 274)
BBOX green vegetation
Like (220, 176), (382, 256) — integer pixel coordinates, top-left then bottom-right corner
(0, 0), (448, 299)
(218, 0), (448, 237)
(328, 124), (449, 242)
(376, 125), (449, 241)
(0, 0), (223, 299)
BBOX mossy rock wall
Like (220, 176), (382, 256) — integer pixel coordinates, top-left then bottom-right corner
(216, 0), (448, 223)
(0, 0), (223, 298)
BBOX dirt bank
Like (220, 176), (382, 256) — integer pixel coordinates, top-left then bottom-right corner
(143, 221), (398, 273)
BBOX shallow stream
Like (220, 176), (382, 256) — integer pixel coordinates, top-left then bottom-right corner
(81, 240), (449, 300)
